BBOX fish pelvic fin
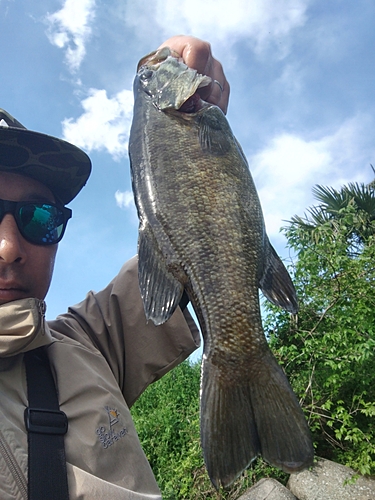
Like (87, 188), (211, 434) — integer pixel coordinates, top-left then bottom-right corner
(260, 240), (299, 314)
(200, 349), (313, 489)
(138, 223), (184, 325)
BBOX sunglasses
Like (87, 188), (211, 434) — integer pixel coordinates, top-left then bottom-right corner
(0, 198), (72, 245)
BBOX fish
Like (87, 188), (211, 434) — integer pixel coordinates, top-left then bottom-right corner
(128, 47), (314, 489)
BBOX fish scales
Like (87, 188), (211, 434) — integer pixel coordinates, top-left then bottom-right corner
(133, 105), (263, 359)
(129, 48), (314, 489)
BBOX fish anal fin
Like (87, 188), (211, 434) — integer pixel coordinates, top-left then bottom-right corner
(138, 223), (184, 326)
(260, 240), (299, 313)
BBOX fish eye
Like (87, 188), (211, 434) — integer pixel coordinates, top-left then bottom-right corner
(140, 70), (153, 84)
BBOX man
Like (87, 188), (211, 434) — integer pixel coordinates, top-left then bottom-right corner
(0, 36), (229, 499)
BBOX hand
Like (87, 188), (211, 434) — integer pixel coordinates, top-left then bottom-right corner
(158, 35), (230, 114)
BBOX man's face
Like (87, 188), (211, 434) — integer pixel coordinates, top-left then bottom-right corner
(0, 171), (58, 305)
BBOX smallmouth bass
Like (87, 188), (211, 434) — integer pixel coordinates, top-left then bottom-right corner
(129, 47), (313, 489)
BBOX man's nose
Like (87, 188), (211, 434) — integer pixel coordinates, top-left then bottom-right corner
(0, 214), (27, 263)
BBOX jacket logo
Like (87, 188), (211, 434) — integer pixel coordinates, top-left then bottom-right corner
(96, 406), (128, 449)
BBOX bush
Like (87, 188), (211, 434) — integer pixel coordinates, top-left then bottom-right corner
(264, 203), (375, 475)
(131, 360), (287, 499)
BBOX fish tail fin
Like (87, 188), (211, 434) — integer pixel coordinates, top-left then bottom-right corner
(200, 350), (313, 489)
(200, 357), (260, 489)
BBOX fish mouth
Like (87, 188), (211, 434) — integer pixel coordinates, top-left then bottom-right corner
(137, 47), (211, 113)
(177, 92), (204, 113)
(176, 73), (212, 114)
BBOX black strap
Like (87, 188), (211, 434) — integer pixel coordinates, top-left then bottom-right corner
(179, 290), (189, 312)
(24, 347), (69, 500)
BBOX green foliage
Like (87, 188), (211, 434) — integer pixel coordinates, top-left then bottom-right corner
(130, 360), (202, 498)
(289, 177), (375, 247)
(131, 360), (287, 499)
(264, 193), (375, 476)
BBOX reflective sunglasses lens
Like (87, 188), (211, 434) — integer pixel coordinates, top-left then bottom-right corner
(19, 204), (64, 244)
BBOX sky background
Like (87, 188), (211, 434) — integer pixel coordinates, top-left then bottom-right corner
(1, 1), (374, 349)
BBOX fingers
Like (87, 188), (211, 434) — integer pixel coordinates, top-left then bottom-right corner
(158, 35), (230, 114)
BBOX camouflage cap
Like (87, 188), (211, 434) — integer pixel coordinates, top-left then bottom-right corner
(0, 109), (91, 205)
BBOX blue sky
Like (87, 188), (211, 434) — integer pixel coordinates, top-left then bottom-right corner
(1, 0), (374, 330)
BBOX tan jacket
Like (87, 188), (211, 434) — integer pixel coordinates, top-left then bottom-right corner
(0, 256), (200, 499)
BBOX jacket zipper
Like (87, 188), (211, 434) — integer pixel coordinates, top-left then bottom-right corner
(37, 299), (46, 334)
(0, 429), (27, 499)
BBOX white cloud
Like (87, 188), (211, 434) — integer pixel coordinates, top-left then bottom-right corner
(114, 190), (139, 227)
(45, 0), (96, 72)
(125, 0), (309, 56)
(250, 114), (375, 237)
(62, 88), (134, 159)
(115, 190), (134, 209)
(275, 63), (305, 95)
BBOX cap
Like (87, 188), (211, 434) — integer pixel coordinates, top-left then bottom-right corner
(0, 109), (92, 205)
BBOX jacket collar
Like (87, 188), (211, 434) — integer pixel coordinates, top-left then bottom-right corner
(0, 298), (52, 357)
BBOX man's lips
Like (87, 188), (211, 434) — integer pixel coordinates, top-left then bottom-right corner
(0, 283), (29, 302)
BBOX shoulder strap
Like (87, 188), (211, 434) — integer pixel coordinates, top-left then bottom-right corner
(24, 347), (70, 500)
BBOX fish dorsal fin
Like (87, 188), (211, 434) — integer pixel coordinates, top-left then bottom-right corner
(198, 107), (232, 156)
(259, 240), (299, 314)
(138, 223), (184, 325)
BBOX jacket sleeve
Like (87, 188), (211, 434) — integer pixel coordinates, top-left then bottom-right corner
(49, 256), (201, 407)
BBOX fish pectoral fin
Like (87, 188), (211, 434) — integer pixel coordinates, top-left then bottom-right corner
(198, 108), (232, 156)
(200, 356), (260, 489)
(259, 240), (299, 313)
(138, 224), (184, 326)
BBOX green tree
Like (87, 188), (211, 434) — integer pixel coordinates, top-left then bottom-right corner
(130, 360), (202, 498)
(131, 360), (286, 499)
(264, 178), (375, 475)
(290, 170), (375, 246)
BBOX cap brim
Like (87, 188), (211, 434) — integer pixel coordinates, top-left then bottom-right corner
(0, 127), (91, 204)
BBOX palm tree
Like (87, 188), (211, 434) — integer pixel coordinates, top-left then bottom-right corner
(289, 166), (375, 246)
